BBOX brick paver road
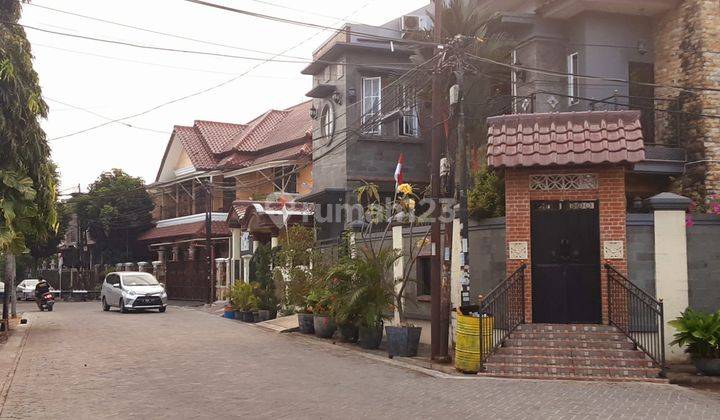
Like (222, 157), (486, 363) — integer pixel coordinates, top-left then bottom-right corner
(1, 302), (719, 419)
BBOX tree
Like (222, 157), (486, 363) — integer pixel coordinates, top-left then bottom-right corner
(1, 0), (58, 322)
(74, 169), (154, 264)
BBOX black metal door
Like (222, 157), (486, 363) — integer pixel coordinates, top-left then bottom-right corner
(531, 201), (601, 324)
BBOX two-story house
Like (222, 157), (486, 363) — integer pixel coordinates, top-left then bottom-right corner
(299, 4), (435, 239)
(139, 101), (313, 301)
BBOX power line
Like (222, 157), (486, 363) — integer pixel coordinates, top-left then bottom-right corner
(182, 0), (438, 47)
(467, 52), (720, 94)
(25, 2), (308, 60)
(33, 42), (305, 78)
(44, 97), (172, 134)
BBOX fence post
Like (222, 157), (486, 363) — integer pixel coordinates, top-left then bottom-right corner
(645, 193), (691, 363)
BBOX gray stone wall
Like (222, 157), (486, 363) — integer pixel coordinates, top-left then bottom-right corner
(626, 214), (720, 313)
(687, 216), (720, 313)
(468, 217), (507, 299)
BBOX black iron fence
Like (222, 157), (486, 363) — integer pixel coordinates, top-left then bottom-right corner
(479, 264), (526, 367)
(606, 264), (666, 371)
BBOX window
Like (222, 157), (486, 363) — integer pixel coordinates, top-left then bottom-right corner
(336, 63), (344, 79)
(399, 85), (418, 137)
(107, 274), (120, 286)
(273, 166), (297, 193)
(567, 52), (579, 105)
(362, 77), (382, 135)
(320, 104), (335, 140)
(323, 65), (332, 82)
(417, 257), (431, 296)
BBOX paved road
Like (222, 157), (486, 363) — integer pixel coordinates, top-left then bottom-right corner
(1, 302), (719, 419)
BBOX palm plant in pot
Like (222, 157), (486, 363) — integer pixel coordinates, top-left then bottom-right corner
(350, 182), (431, 357)
(670, 308), (720, 376)
(230, 282), (259, 323)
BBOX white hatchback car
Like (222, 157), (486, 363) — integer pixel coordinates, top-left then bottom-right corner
(100, 272), (168, 313)
(17, 279), (40, 300)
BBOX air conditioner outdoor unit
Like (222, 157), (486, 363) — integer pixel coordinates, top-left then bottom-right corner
(401, 15), (421, 32)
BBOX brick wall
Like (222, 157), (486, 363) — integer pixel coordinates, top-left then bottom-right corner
(654, 0), (720, 200)
(505, 166), (628, 324)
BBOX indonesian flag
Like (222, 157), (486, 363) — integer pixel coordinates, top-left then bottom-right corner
(394, 153), (404, 188)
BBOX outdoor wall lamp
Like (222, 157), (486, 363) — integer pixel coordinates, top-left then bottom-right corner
(637, 40), (648, 56)
(310, 104), (318, 119)
(332, 91), (343, 105)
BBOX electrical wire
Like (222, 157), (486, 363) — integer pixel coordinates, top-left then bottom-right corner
(182, 0), (438, 47)
(44, 97), (172, 134)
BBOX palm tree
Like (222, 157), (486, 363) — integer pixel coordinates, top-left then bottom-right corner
(1, 0), (58, 321)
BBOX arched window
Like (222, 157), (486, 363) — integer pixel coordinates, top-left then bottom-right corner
(320, 104), (334, 140)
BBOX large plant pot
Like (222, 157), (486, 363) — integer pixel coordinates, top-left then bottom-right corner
(385, 326), (422, 357)
(297, 313), (315, 334)
(694, 358), (720, 376)
(358, 322), (383, 349)
(339, 323), (359, 343)
(257, 309), (270, 322)
(313, 314), (337, 339)
(238, 310), (254, 323)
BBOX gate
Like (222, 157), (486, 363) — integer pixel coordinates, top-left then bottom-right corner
(165, 258), (209, 301)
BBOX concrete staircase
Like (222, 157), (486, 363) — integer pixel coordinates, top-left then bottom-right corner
(480, 323), (665, 382)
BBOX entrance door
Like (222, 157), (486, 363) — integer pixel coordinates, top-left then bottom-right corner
(531, 201), (601, 324)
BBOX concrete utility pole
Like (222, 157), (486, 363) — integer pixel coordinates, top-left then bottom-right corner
(453, 35), (472, 307)
(430, 0), (449, 361)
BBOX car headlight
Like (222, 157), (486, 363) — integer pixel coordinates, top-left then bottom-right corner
(161, 291), (167, 298)
(124, 289), (136, 296)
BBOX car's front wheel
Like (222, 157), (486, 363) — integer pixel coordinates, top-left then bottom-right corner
(101, 297), (110, 312)
(119, 298), (129, 314)
(159, 306), (166, 313)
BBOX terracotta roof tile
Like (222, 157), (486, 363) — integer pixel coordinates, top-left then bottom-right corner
(487, 111), (646, 168)
(257, 101), (313, 151)
(252, 141), (312, 166)
(174, 126), (216, 170)
(193, 121), (246, 154)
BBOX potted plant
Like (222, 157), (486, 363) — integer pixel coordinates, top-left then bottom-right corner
(250, 244), (279, 321)
(349, 182), (430, 356)
(670, 308), (720, 376)
(308, 287), (337, 339)
(275, 226), (329, 334)
(230, 282), (259, 323)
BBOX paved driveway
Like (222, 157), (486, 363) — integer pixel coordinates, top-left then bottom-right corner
(1, 302), (719, 419)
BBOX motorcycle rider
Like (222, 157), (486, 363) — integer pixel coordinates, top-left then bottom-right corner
(34, 277), (51, 309)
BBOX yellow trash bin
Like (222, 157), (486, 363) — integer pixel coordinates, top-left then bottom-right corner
(455, 310), (493, 374)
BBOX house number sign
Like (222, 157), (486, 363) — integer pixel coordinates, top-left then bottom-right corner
(603, 241), (624, 260)
(509, 241), (528, 260)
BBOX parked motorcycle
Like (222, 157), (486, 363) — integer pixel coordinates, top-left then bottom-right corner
(37, 292), (55, 312)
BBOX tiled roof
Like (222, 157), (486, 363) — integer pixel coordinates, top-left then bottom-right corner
(162, 100), (313, 177)
(138, 221), (230, 242)
(174, 125), (216, 170)
(193, 120), (246, 154)
(486, 111), (646, 168)
(252, 141), (312, 166)
(258, 101), (313, 151)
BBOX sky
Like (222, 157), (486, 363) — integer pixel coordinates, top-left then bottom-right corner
(18, 0), (428, 195)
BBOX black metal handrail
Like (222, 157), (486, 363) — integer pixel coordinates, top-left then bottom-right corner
(606, 264), (666, 373)
(478, 264), (526, 368)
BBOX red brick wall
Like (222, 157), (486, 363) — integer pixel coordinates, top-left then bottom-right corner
(505, 165), (628, 324)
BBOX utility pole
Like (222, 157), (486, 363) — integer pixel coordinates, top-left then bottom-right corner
(204, 179), (215, 304)
(453, 35), (472, 307)
(430, 0), (449, 361)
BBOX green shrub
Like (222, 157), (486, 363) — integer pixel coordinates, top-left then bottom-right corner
(468, 167), (505, 219)
(669, 308), (720, 359)
(229, 282), (259, 311)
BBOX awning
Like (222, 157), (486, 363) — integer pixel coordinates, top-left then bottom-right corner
(487, 110), (646, 168)
(138, 221), (230, 242)
(227, 200), (315, 231)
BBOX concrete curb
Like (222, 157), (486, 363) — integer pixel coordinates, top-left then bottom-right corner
(0, 315), (32, 416)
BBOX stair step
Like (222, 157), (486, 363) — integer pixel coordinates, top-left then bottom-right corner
(477, 372), (668, 384)
(510, 331), (627, 341)
(486, 354), (656, 368)
(496, 346), (648, 359)
(504, 338), (635, 350)
(516, 324), (617, 334)
(484, 362), (660, 379)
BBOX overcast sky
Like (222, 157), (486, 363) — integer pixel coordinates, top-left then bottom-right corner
(19, 0), (428, 194)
